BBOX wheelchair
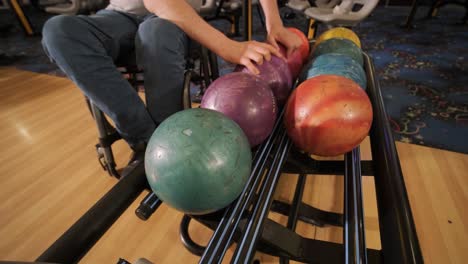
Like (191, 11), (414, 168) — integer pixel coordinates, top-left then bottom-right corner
(82, 41), (219, 223)
(85, 42), (219, 180)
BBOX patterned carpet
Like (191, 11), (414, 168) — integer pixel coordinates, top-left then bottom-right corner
(1, 4), (467, 154)
(351, 6), (468, 154)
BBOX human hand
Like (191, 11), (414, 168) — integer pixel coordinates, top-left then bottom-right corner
(266, 25), (303, 57)
(220, 40), (283, 75)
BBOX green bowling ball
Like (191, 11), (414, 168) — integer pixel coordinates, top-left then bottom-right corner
(312, 38), (364, 66)
(145, 108), (252, 215)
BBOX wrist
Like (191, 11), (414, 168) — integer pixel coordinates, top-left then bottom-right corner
(213, 38), (238, 61)
(266, 18), (283, 33)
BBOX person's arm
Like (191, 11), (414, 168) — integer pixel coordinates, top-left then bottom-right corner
(259, 0), (302, 55)
(143, 0), (281, 74)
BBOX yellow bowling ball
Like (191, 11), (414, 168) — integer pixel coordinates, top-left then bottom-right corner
(314, 27), (361, 50)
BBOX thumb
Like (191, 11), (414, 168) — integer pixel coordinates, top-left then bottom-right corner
(287, 44), (297, 57)
(268, 36), (280, 51)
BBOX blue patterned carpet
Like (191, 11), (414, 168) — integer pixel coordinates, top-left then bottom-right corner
(1, 5), (467, 153)
(351, 6), (468, 154)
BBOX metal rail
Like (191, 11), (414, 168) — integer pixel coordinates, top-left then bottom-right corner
(36, 163), (147, 264)
(194, 53), (423, 264)
(199, 108), (287, 264)
(280, 173), (306, 264)
(364, 53), (424, 264)
(344, 148), (367, 264)
(231, 130), (292, 264)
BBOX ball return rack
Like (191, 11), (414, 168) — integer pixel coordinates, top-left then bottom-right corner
(0, 53), (423, 264)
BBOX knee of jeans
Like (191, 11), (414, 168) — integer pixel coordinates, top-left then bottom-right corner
(138, 18), (187, 51)
(42, 15), (80, 57)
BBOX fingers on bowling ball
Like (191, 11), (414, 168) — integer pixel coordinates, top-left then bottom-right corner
(287, 27), (310, 62)
(235, 56), (292, 106)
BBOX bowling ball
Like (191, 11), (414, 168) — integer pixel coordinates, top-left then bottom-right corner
(287, 27), (310, 62)
(314, 27), (361, 49)
(145, 108), (252, 215)
(236, 55), (292, 106)
(201, 72), (277, 147)
(284, 75), (373, 156)
(313, 38), (363, 66)
(279, 44), (303, 79)
(301, 53), (367, 89)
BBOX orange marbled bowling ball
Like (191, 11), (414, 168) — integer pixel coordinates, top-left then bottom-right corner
(284, 75), (373, 156)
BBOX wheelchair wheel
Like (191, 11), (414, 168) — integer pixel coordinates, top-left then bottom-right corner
(182, 70), (193, 109)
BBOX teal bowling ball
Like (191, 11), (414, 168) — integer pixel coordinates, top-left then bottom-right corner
(301, 53), (367, 89)
(313, 38), (363, 66)
(145, 108), (252, 215)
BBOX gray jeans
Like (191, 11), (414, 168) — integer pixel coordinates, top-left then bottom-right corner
(42, 10), (190, 148)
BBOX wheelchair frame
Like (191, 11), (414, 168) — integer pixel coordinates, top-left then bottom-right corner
(86, 45), (219, 180)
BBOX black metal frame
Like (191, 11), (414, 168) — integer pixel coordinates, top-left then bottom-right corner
(36, 162), (147, 264)
(30, 51), (423, 264)
(187, 52), (423, 264)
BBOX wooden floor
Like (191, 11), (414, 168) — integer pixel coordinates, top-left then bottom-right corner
(0, 67), (467, 264)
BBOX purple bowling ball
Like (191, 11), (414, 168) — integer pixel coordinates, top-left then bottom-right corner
(235, 55), (293, 106)
(201, 72), (277, 147)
